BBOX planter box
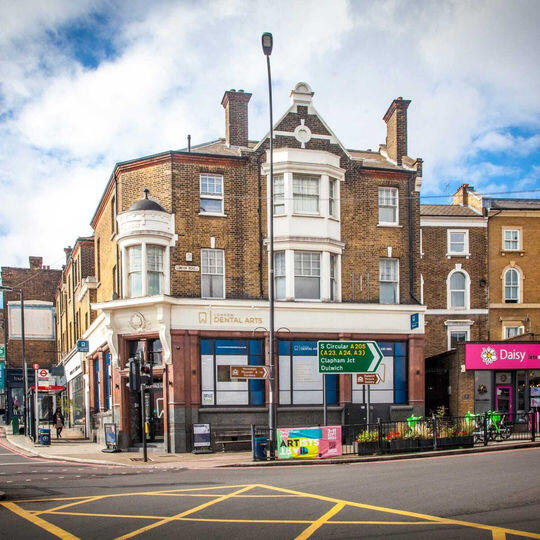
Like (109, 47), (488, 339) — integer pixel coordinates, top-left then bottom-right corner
(417, 439), (434, 452)
(385, 439), (418, 453)
(436, 436), (474, 449)
(355, 441), (380, 456)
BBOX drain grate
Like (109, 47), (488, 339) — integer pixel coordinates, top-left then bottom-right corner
(129, 457), (152, 462)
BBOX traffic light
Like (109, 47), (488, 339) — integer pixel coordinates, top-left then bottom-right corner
(140, 363), (152, 385)
(128, 358), (140, 392)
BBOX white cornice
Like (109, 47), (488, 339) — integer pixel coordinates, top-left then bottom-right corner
(421, 216), (487, 228)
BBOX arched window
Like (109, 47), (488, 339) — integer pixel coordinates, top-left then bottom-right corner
(504, 268), (520, 303)
(447, 268), (470, 309)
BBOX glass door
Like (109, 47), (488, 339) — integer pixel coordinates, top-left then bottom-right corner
(495, 385), (513, 420)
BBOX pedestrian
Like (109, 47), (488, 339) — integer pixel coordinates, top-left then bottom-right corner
(52, 407), (64, 439)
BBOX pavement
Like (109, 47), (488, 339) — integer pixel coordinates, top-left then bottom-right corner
(2, 426), (539, 469)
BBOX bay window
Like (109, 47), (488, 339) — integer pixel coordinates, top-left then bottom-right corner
(293, 175), (319, 214)
(275, 252), (286, 300)
(127, 244), (165, 297)
(294, 252), (320, 300)
(273, 175), (285, 215)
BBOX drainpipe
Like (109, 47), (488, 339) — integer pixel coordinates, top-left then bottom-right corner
(408, 173), (421, 304)
(257, 154), (264, 298)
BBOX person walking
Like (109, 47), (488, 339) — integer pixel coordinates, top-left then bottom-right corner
(52, 407), (65, 439)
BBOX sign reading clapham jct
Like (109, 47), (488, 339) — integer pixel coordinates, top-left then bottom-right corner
(318, 341), (383, 374)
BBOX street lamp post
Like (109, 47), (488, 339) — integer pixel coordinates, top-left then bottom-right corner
(0, 286), (27, 436)
(261, 32), (276, 459)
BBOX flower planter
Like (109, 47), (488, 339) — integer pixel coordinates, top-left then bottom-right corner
(385, 439), (418, 453)
(417, 439), (434, 452)
(436, 436), (474, 449)
(355, 441), (379, 456)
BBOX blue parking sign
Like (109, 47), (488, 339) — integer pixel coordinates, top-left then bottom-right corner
(77, 340), (89, 352)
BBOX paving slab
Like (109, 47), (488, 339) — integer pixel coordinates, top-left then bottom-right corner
(2, 427), (538, 469)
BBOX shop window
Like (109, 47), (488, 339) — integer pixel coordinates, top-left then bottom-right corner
(201, 249), (225, 299)
(104, 353), (111, 411)
(378, 187), (398, 225)
(273, 175), (285, 215)
(293, 175), (319, 214)
(200, 339), (264, 406)
(504, 268), (520, 303)
(275, 252), (286, 300)
(200, 174), (224, 214)
(278, 340), (338, 405)
(294, 251), (320, 300)
(352, 342), (407, 404)
(93, 359), (100, 412)
(379, 258), (399, 304)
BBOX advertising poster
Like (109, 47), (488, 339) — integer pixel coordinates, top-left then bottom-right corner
(277, 426), (342, 459)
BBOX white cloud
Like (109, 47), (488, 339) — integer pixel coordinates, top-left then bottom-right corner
(0, 0), (539, 268)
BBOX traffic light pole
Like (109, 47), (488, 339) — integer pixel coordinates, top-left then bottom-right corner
(140, 383), (148, 463)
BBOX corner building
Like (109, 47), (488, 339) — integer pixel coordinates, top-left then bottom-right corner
(86, 83), (426, 452)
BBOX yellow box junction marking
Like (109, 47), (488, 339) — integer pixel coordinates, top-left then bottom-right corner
(1, 482), (539, 540)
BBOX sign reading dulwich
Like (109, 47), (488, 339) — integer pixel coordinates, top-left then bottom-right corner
(465, 343), (540, 370)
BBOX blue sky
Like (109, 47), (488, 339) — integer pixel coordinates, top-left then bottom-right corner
(0, 0), (539, 268)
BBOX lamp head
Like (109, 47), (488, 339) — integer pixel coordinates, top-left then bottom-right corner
(261, 32), (273, 56)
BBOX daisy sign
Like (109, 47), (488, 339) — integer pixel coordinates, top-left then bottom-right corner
(465, 343), (540, 370)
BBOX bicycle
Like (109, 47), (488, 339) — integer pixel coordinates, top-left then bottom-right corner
(473, 411), (513, 444)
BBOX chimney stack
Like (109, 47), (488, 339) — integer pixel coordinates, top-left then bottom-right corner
(221, 89), (252, 147)
(29, 256), (43, 269)
(383, 97), (411, 166)
(64, 246), (72, 263)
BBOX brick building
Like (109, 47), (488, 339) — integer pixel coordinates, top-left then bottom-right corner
(55, 237), (97, 433)
(72, 82), (426, 452)
(1, 257), (61, 422)
(424, 187), (540, 417)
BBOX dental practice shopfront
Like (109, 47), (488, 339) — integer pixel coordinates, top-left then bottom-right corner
(465, 342), (540, 418)
(93, 298), (425, 452)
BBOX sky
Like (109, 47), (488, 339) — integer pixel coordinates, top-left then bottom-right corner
(0, 0), (539, 269)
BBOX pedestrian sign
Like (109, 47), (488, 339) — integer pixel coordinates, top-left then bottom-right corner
(318, 341), (383, 373)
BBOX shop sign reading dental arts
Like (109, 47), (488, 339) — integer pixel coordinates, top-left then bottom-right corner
(465, 343), (540, 370)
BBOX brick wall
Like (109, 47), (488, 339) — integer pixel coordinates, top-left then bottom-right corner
(488, 211), (540, 338)
(1, 260), (61, 369)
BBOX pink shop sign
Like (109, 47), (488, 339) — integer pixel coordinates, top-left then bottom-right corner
(465, 343), (540, 370)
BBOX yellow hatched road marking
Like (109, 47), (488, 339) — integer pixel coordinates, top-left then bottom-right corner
(1, 501), (80, 540)
(255, 484), (540, 540)
(116, 484), (254, 540)
(295, 503), (345, 540)
(35, 495), (108, 516)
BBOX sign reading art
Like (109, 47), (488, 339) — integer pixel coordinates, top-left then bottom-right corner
(277, 426), (342, 460)
(465, 343), (540, 370)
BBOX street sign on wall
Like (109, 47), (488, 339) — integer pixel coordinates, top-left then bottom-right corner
(77, 340), (89, 352)
(318, 341), (383, 374)
(229, 365), (270, 379)
(356, 373), (380, 385)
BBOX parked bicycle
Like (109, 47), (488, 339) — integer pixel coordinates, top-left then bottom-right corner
(473, 411), (513, 443)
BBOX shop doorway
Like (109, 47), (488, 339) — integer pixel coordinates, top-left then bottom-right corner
(496, 385), (513, 419)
